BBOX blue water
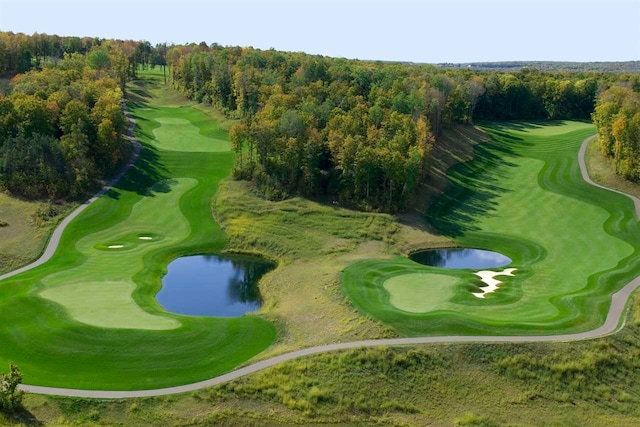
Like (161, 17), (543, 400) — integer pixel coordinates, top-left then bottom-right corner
(410, 248), (511, 269)
(157, 254), (274, 317)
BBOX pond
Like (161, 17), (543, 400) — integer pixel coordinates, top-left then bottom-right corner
(156, 254), (274, 317)
(409, 248), (511, 269)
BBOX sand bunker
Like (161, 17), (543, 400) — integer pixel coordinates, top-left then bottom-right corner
(138, 236), (153, 240)
(473, 268), (517, 298)
(108, 245), (124, 249)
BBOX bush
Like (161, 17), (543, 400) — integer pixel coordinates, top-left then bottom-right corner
(454, 412), (497, 427)
(0, 363), (24, 412)
(31, 202), (64, 227)
(0, 220), (7, 227)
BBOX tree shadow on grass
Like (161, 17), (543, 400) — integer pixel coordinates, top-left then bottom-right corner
(426, 133), (520, 238)
(480, 120), (568, 133)
(110, 144), (169, 198)
(2, 407), (44, 426)
(126, 75), (160, 109)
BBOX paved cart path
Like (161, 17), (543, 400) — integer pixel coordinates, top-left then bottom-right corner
(0, 105), (140, 283)
(12, 135), (640, 398)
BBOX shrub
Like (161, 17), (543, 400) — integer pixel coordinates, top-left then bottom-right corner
(0, 363), (24, 412)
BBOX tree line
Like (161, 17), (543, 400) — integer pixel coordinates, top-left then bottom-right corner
(0, 43), (130, 199)
(3, 33), (638, 208)
(592, 79), (640, 181)
(0, 31), (167, 79)
(166, 43), (632, 211)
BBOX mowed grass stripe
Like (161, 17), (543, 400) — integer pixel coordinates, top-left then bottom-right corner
(135, 105), (231, 152)
(0, 73), (275, 390)
(343, 121), (640, 336)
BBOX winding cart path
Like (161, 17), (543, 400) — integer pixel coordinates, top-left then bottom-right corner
(13, 135), (640, 398)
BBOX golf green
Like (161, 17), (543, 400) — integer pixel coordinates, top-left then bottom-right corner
(342, 121), (640, 336)
(383, 273), (460, 313)
(0, 73), (275, 390)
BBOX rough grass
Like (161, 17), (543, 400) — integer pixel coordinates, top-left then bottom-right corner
(0, 194), (72, 275)
(5, 118), (640, 425)
(343, 121), (640, 336)
(212, 138), (460, 353)
(585, 136), (640, 199)
(13, 292), (640, 426)
(214, 180), (404, 353)
(0, 72), (275, 390)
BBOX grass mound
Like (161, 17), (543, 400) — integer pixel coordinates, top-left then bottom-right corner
(343, 121), (640, 336)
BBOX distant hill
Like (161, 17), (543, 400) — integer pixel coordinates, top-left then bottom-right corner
(435, 61), (640, 73)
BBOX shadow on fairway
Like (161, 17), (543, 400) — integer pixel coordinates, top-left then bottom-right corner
(126, 76), (156, 108)
(485, 120), (568, 133)
(113, 144), (168, 197)
(427, 137), (518, 237)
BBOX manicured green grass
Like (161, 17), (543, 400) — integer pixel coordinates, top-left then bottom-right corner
(149, 110), (231, 152)
(16, 295), (640, 425)
(343, 121), (640, 336)
(40, 281), (180, 330)
(0, 72), (275, 390)
(384, 272), (461, 313)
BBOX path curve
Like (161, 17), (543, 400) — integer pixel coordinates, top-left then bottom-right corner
(0, 105), (141, 282)
(17, 134), (640, 398)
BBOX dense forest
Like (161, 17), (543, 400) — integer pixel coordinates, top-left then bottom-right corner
(0, 33), (150, 199)
(592, 83), (640, 181)
(1, 32), (638, 209)
(0, 32), (166, 79)
(166, 43), (637, 210)
(441, 61), (640, 74)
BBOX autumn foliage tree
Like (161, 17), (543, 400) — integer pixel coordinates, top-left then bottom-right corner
(592, 84), (640, 180)
(166, 44), (616, 210)
(0, 44), (128, 199)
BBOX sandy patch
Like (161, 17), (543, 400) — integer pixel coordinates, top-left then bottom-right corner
(108, 245), (124, 249)
(473, 268), (517, 298)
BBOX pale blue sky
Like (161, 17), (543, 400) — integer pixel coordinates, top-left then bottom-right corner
(0, 0), (638, 63)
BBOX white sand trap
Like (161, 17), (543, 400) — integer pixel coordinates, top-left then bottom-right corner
(108, 245), (124, 249)
(138, 236), (153, 240)
(472, 268), (517, 298)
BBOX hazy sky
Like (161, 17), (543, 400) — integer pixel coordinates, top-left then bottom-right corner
(1, 0), (638, 63)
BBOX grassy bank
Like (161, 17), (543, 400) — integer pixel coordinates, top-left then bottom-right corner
(585, 135), (640, 199)
(0, 194), (73, 275)
(3, 106), (640, 424)
(214, 179), (454, 354)
(9, 292), (640, 426)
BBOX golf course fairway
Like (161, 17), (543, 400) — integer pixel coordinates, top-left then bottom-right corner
(0, 73), (275, 390)
(343, 121), (640, 336)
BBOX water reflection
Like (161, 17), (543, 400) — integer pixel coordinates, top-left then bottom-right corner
(410, 248), (511, 269)
(157, 254), (274, 317)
